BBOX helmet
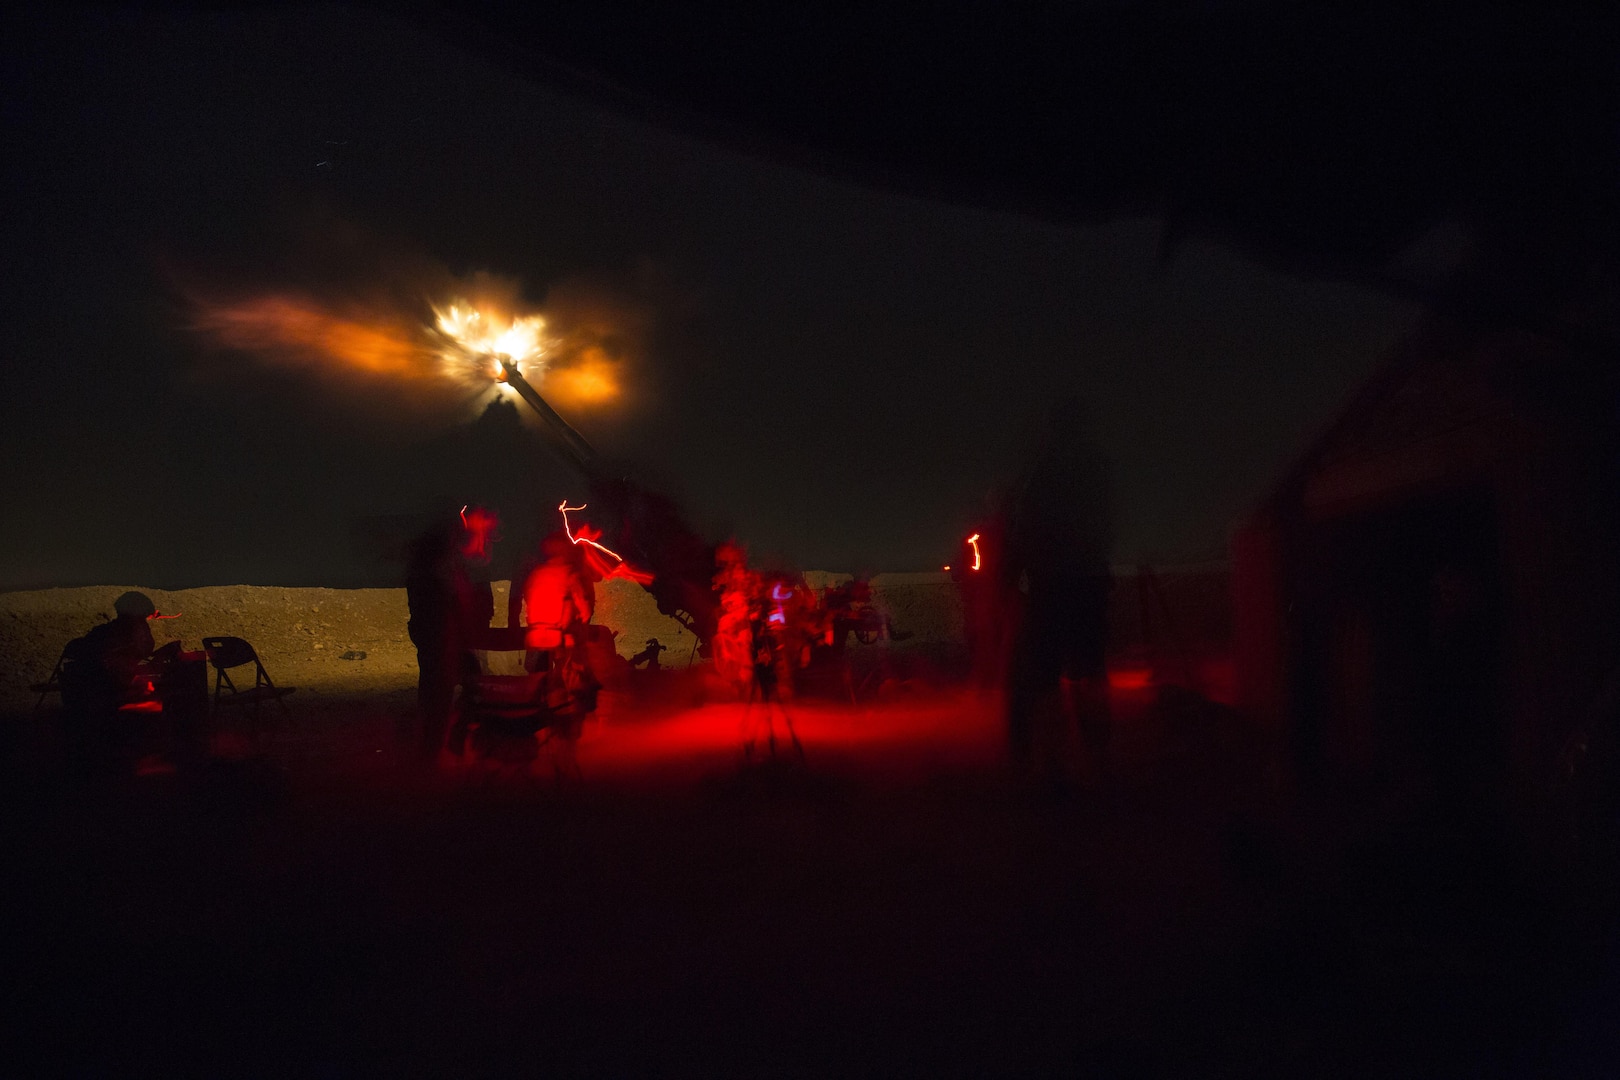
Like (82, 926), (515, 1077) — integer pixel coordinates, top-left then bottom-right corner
(113, 591), (157, 619)
(541, 532), (575, 559)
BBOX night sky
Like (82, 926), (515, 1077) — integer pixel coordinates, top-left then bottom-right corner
(1, 6), (1418, 590)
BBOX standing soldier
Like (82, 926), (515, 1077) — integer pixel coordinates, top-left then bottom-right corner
(405, 514), (487, 760)
(408, 518), (473, 757)
(711, 541), (758, 698)
(520, 532), (595, 674)
(1003, 396), (1116, 782)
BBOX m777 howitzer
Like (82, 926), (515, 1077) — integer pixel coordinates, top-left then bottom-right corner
(498, 359), (720, 652)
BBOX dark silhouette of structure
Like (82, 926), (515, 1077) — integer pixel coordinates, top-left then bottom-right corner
(1233, 317), (1620, 847)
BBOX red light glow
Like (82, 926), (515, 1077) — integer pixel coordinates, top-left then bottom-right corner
(967, 533), (982, 571)
(1106, 668), (1154, 691)
(559, 501), (655, 585)
(560, 501), (626, 562)
(459, 505), (501, 560)
(768, 582), (793, 626)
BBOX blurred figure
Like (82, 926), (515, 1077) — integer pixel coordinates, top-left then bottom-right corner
(520, 532), (598, 776)
(821, 575), (893, 650)
(711, 541), (758, 698)
(744, 603), (804, 763)
(521, 531), (595, 674)
(60, 591), (159, 770)
(1003, 396), (1116, 781)
(760, 573), (814, 699)
(405, 515), (485, 758)
(458, 505), (499, 637)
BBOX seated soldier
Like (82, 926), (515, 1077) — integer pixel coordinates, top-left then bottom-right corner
(60, 591), (161, 767)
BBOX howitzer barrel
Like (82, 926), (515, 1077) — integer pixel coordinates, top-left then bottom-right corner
(499, 359), (599, 476)
(496, 359), (721, 651)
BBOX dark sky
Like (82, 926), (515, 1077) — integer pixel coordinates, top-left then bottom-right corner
(1, 6), (1418, 589)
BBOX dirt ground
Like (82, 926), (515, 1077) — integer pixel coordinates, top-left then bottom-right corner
(1, 583), (1616, 1076)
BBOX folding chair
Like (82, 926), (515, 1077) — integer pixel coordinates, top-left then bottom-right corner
(30, 641), (75, 712)
(202, 636), (295, 728)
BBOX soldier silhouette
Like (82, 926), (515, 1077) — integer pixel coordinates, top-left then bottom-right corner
(1003, 396), (1116, 783)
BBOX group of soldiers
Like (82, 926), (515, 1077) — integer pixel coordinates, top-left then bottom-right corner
(404, 392), (1117, 778)
(404, 509), (602, 761)
(709, 541), (896, 704)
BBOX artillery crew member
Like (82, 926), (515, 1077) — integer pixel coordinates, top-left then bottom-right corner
(521, 531), (595, 672)
(60, 591), (160, 769)
(710, 541), (758, 698)
(1003, 396), (1116, 780)
(406, 515), (487, 759)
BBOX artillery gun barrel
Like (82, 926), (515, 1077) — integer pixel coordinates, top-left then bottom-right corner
(497, 358), (720, 650)
(499, 359), (599, 476)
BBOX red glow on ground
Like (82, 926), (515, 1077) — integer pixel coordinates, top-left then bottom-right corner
(967, 533), (982, 571)
(1106, 668), (1155, 691)
(546, 676), (1177, 785)
(573, 693), (1006, 781)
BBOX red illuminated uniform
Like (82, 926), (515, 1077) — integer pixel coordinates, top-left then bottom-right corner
(758, 575), (809, 699)
(522, 541), (594, 656)
(711, 542), (757, 696)
(517, 539), (601, 768)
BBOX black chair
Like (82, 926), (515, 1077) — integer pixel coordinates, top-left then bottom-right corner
(30, 642), (75, 712)
(202, 636), (295, 727)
